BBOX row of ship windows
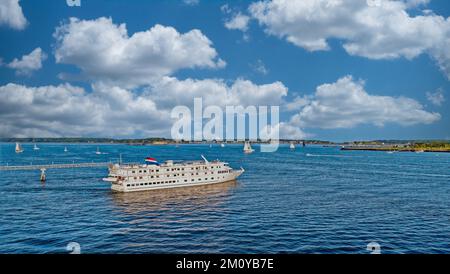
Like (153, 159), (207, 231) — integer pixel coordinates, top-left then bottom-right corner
(126, 176), (225, 187)
(129, 170), (231, 180)
(131, 166), (223, 174)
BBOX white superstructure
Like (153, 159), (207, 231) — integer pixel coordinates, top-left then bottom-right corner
(103, 156), (244, 192)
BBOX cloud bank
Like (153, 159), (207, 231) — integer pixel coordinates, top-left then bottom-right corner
(249, 0), (450, 79)
(0, 0), (27, 30)
(54, 17), (225, 88)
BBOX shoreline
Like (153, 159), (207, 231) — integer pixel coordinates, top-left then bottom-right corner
(341, 147), (450, 153)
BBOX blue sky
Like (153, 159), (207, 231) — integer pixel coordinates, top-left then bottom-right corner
(0, 0), (449, 141)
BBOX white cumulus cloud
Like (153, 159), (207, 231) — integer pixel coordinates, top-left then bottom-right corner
(426, 88), (445, 106)
(249, 0), (450, 79)
(0, 83), (168, 138)
(288, 75), (440, 129)
(54, 17), (226, 88)
(6, 47), (47, 75)
(0, 0), (27, 30)
(0, 78), (288, 138)
(149, 76), (288, 108)
(225, 12), (251, 32)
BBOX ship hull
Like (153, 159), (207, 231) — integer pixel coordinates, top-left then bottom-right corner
(111, 171), (243, 192)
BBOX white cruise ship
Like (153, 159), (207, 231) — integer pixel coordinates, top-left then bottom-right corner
(103, 155), (244, 192)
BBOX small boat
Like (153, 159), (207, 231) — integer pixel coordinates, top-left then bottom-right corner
(33, 143), (40, 150)
(415, 150), (425, 153)
(64, 146), (68, 152)
(243, 141), (254, 154)
(221, 143), (225, 147)
(387, 151), (395, 154)
(289, 142), (296, 150)
(95, 147), (102, 155)
(15, 142), (24, 153)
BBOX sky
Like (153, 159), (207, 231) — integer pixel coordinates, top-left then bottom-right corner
(0, 0), (449, 142)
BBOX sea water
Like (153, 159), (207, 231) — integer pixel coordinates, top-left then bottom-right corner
(0, 143), (449, 253)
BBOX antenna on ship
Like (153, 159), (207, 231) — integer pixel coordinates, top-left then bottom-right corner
(201, 155), (209, 163)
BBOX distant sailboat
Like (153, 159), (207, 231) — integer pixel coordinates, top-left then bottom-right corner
(33, 143), (40, 150)
(95, 147), (102, 155)
(290, 142), (296, 150)
(15, 142), (24, 153)
(243, 141), (254, 154)
(64, 146), (68, 152)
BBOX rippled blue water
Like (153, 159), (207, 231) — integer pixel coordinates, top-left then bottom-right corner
(0, 143), (449, 254)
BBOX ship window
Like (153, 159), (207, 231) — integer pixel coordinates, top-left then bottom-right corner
(132, 171), (135, 174)
(127, 184), (130, 187)
(191, 179), (194, 182)
(184, 180), (187, 182)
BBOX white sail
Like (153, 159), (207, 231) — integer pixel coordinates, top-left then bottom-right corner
(96, 147), (101, 155)
(33, 143), (40, 150)
(64, 146), (68, 152)
(243, 141), (254, 154)
(290, 142), (295, 149)
(15, 142), (24, 153)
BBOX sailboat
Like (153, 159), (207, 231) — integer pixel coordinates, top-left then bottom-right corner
(289, 142), (296, 150)
(15, 142), (24, 153)
(33, 143), (40, 150)
(95, 147), (102, 155)
(64, 146), (68, 152)
(243, 141), (254, 154)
